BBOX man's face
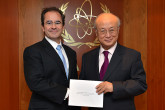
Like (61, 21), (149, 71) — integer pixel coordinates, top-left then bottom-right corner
(96, 14), (119, 50)
(42, 11), (64, 44)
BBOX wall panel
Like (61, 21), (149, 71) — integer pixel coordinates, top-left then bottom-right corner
(19, 0), (44, 109)
(0, 0), (19, 110)
(147, 0), (165, 110)
(123, 0), (147, 109)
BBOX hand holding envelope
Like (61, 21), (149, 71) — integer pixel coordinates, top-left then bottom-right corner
(96, 81), (113, 95)
(69, 79), (104, 108)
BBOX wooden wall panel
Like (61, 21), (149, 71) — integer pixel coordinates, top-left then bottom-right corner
(147, 0), (165, 110)
(19, 0), (44, 110)
(123, 0), (147, 110)
(0, 0), (19, 110)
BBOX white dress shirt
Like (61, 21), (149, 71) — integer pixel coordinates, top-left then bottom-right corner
(99, 42), (117, 73)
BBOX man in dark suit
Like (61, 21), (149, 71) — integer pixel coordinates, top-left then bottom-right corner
(80, 13), (147, 110)
(24, 7), (79, 110)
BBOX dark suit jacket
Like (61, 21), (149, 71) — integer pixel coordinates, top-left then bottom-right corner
(24, 38), (79, 110)
(80, 43), (147, 110)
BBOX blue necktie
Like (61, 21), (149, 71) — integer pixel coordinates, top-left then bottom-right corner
(56, 45), (68, 79)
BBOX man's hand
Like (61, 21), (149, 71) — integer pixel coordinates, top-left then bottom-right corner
(96, 81), (113, 95)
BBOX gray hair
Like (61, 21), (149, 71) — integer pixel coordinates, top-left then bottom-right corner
(94, 13), (121, 29)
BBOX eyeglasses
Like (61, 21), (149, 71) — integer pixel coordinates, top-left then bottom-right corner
(97, 27), (118, 35)
(45, 20), (62, 25)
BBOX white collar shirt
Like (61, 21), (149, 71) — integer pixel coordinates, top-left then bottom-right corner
(99, 42), (117, 72)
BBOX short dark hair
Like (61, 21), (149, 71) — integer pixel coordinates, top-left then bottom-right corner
(41, 7), (65, 26)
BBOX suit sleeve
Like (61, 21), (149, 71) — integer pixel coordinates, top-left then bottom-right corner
(23, 47), (67, 104)
(71, 51), (79, 79)
(112, 52), (147, 99)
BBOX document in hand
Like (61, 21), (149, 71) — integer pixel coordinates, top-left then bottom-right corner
(69, 79), (103, 108)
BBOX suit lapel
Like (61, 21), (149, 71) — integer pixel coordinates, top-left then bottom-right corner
(41, 38), (66, 74)
(93, 47), (100, 80)
(103, 44), (122, 81)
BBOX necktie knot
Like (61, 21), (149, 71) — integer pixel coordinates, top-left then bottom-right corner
(103, 51), (109, 57)
(56, 45), (61, 50)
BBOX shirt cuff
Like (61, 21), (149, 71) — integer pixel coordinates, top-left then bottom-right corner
(64, 88), (70, 100)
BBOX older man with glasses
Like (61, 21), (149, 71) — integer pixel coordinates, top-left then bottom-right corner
(80, 13), (147, 110)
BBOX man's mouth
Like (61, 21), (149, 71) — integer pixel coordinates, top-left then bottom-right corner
(104, 39), (112, 42)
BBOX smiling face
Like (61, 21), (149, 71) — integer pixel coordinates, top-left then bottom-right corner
(95, 13), (120, 50)
(42, 11), (64, 44)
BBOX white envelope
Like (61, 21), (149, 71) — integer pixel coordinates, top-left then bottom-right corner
(69, 79), (103, 108)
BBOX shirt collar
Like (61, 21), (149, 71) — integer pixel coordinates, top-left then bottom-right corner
(45, 36), (62, 49)
(99, 42), (117, 55)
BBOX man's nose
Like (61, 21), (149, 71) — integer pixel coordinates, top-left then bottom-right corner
(51, 23), (57, 29)
(105, 31), (111, 37)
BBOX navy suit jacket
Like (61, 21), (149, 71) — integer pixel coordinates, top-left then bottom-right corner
(80, 43), (147, 110)
(24, 38), (79, 110)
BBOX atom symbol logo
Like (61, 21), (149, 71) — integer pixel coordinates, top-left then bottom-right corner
(60, 0), (110, 48)
(69, 0), (96, 39)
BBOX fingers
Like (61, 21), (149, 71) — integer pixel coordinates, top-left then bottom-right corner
(96, 81), (113, 95)
(96, 83), (105, 95)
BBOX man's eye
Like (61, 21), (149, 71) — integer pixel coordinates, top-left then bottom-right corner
(110, 29), (114, 32)
(46, 21), (52, 24)
(100, 30), (105, 32)
(55, 21), (61, 24)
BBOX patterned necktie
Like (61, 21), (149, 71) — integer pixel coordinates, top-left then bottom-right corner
(100, 51), (109, 80)
(56, 45), (68, 79)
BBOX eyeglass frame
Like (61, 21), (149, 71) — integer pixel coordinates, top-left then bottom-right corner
(44, 20), (62, 26)
(96, 27), (119, 35)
